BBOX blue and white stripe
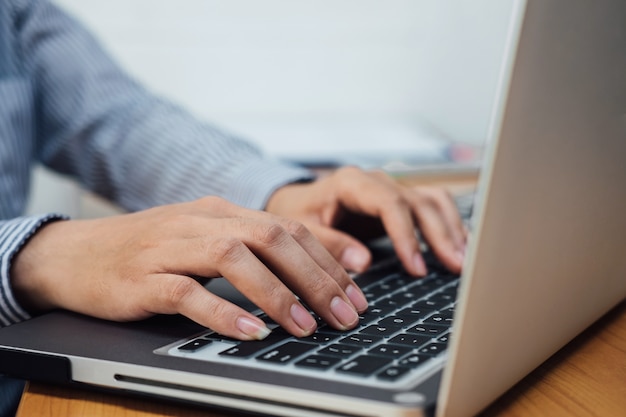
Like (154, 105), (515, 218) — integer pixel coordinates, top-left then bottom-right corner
(0, 215), (66, 327)
(0, 0), (312, 327)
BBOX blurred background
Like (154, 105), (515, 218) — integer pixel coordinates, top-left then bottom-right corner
(28, 0), (515, 218)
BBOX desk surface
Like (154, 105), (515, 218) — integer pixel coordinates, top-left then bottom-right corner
(14, 174), (626, 416)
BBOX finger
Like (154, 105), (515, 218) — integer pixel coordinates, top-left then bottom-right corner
(147, 274), (272, 341)
(241, 219), (364, 330)
(205, 204), (369, 320)
(202, 233), (320, 337)
(330, 168), (427, 276)
(306, 223), (372, 274)
(193, 197), (365, 291)
(152, 214), (360, 334)
(142, 215), (319, 337)
(376, 197), (428, 276)
(409, 190), (466, 273)
(422, 187), (468, 251)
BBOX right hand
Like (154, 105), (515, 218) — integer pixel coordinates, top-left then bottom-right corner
(11, 197), (368, 340)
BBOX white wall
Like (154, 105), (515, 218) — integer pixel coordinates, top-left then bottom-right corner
(53, 0), (514, 147)
(26, 167), (80, 217)
(32, 0), (515, 216)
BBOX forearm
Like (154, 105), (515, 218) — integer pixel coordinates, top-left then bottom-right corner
(6, 198), (365, 339)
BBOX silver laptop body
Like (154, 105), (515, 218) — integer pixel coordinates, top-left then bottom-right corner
(1, 1), (625, 416)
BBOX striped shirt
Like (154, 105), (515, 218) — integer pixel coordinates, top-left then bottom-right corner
(0, 0), (312, 327)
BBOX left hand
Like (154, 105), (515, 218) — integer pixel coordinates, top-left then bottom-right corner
(266, 166), (467, 276)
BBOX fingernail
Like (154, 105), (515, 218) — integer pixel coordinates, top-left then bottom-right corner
(413, 253), (427, 276)
(290, 303), (317, 335)
(456, 248), (466, 265)
(346, 284), (368, 312)
(236, 316), (271, 340)
(330, 296), (359, 329)
(340, 247), (369, 272)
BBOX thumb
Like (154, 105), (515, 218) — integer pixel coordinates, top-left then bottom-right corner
(308, 224), (372, 273)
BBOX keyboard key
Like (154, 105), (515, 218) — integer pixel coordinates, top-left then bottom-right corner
(178, 338), (212, 352)
(377, 315), (419, 327)
(203, 332), (239, 342)
(385, 274), (413, 288)
(256, 341), (317, 364)
(360, 324), (403, 337)
(219, 331), (291, 358)
(430, 277), (454, 287)
(362, 284), (392, 301)
(413, 299), (448, 309)
(388, 291), (423, 306)
(339, 334), (383, 347)
(423, 314), (454, 327)
(337, 355), (393, 376)
(441, 285), (458, 296)
(440, 307), (456, 316)
(418, 342), (447, 356)
(359, 306), (396, 324)
(388, 333), (431, 347)
(257, 313), (278, 327)
(428, 292), (456, 304)
(396, 307), (435, 320)
(295, 355), (342, 370)
(398, 353), (432, 367)
(318, 344), (362, 357)
(406, 323), (448, 337)
(377, 366), (413, 381)
(437, 333), (451, 345)
(300, 332), (341, 344)
(368, 344), (412, 358)
(315, 324), (350, 335)
(374, 297), (406, 308)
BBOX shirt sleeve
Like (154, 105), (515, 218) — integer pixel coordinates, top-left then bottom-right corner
(2, 0), (315, 327)
(0, 215), (67, 327)
(15, 0), (313, 212)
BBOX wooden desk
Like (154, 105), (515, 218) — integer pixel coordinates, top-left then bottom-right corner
(14, 173), (626, 416)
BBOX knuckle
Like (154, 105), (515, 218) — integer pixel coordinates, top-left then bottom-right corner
(306, 274), (333, 295)
(282, 219), (310, 240)
(301, 276), (341, 308)
(428, 186), (452, 201)
(257, 281), (293, 314)
(206, 299), (230, 322)
(198, 195), (230, 211)
(256, 222), (289, 247)
(163, 278), (197, 309)
(414, 188), (439, 207)
(335, 165), (363, 181)
(265, 280), (288, 301)
(384, 192), (409, 210)
(212, 237), (245, 264)
(325, 262), (349, 282)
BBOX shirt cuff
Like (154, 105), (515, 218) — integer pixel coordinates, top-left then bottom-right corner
(0, 214), (68, 327)
(221, 159), (315, 210)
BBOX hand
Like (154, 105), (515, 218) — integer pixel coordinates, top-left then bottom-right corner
(11, 197), (368, 340)
(266, 166), (467, 276)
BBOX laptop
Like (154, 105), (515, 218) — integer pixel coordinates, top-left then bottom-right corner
(1, 0), (625, 416)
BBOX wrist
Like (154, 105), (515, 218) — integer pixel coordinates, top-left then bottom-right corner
(265, 180), (314, 216)
(11, 219), (68, 314)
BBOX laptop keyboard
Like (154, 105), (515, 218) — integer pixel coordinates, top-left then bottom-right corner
(161, 255), (459, 385)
